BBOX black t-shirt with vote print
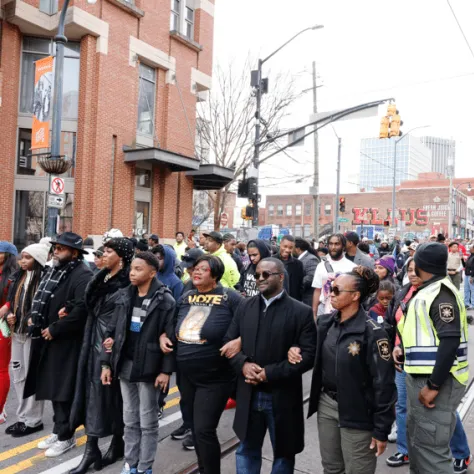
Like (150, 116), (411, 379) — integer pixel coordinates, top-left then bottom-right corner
(175, 285), (242, 362)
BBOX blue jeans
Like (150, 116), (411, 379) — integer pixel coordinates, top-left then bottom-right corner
(464, 275), (474, 308)
(396, 370), (470, 459)
(236, 391), (295, 474)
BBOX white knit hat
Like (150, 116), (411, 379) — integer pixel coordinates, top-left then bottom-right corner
(22, 243), (50, 267)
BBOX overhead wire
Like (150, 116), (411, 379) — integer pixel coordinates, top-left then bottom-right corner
(446, 0), (474, 63)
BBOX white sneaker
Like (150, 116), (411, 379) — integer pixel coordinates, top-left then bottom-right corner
(388, 422), (397, 443)
(44, 436), (76, 457)
(38, 433), (58, 450)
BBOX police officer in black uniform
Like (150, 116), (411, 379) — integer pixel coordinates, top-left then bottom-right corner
(296, 266), (396, 474)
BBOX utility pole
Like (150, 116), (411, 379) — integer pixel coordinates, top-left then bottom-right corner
(334, 136), (342, 233)
(251, 59), (263, 227)
(311, 61), (320, 239)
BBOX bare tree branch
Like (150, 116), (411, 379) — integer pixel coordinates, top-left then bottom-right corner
(195, 56), (301, 230)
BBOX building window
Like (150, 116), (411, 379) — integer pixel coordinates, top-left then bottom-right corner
(14, 191), (73, 250)
(305, 203), (311, 216)
(17, 129), (76, 178)
(39, 0), (58, 15)
(171, 0), (194, 40)
(325, 204), (331, 216)
(185, 5), (194, 39)
(135, 201), (150, 236)
(294, 224), (302, 237)
(268, 205), (274, 217)
(277, 205), (283, 216)
(135, 168), (152, 188)
(304, 224), (311, 237)
(286, 204), (292, 216)
(137, 63), (156, 136)
(20, 37), (80, 120)
(295, 204), (302, 216)
(171, 0), (180, 31)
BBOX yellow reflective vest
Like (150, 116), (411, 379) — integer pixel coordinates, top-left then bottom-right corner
(398, 277), (469, 385)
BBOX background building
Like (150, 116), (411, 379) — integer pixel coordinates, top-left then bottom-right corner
(359, 136), (432, 190)
(421, 136), (455, 176)
(0, 0), (232, 249)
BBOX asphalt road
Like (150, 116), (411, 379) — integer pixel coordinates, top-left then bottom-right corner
(2, 309), (474, 474)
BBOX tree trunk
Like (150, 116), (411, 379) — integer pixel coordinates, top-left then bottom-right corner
(213, 190), (221, 231)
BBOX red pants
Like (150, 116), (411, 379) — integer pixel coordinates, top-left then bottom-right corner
(0, 333), (11, 413)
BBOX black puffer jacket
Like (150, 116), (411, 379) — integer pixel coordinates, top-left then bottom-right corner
(101, 279), (176, 382)
(308, 308), (396, 441)
(70, 268), (130, 435)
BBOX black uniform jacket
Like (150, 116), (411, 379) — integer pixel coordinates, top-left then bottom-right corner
(101, 279), (176, 382)
(224, 292), (316, 458)
(308, 307), (396, 442)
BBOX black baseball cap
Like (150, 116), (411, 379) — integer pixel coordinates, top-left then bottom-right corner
(203, 231), (223, 244)
(181, 248), (205, 268)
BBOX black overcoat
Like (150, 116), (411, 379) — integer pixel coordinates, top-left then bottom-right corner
(223, 292), (316, 458)
(69, 268), (129, 436)
(24, 262), (92, 401)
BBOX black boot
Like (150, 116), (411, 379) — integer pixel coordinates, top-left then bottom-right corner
(68, 436), (102, 474)
(101, 434), (124, 467)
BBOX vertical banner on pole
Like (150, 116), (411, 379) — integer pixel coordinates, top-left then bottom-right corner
(31, 56), (54, 150)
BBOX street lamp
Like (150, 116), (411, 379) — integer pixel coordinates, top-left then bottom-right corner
(251, 25), (324, 226)
(44, 0), (97, 236)
(391, 125), (430, 232)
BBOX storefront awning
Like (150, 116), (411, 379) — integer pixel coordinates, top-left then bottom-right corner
(186, 164), (235, 190)
(124, 147), (200, 172)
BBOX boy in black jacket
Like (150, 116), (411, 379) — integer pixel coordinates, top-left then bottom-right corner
(101, 252), (176, 474)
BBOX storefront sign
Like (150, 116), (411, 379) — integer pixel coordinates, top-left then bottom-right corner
(352, 207), (429, 227)
(31, 56), (53, 149)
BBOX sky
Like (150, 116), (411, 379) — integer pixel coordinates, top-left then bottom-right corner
(212, 0), (474, 200)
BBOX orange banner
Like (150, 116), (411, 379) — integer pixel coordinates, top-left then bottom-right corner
(31, 56), (53, 150)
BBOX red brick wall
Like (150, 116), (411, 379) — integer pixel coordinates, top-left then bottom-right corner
(0, 0), (213, 241)
(0, 23), (21, 240)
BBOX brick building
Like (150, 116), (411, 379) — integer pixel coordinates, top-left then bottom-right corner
(264, 173), (474, 239)
(265, 194), (336, 238)
(1, 0), (231, 248)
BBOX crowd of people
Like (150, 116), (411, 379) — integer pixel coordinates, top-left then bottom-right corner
(0, 228), (473, 474)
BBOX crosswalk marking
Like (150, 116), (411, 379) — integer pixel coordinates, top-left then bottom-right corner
(0, 388), (180, 474)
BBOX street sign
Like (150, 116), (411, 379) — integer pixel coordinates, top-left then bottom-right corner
(48, 193), (65, 209)
(50, 176), (65, 195)
(220, 212), (228, 227)
(338, 217), (349, 223)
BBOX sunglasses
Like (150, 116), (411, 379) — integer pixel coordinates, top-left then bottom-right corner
(330, 285), (357, 296)
(255, 271), (282, 280)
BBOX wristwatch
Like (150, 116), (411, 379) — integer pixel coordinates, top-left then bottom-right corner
(426, 379), (440, 391)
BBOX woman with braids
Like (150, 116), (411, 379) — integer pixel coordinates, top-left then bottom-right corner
(291, 266), (396, 473)
(68, 237), (134, 474)
(0, 242), (19, 424)
(3, 243), (49, 436)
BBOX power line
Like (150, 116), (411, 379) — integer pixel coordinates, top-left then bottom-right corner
(446, 0), (474, 63)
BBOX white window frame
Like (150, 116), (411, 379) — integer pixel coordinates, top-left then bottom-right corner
(171, 0), (195, 41)
(277, 205), (283, 217)
(295, 204), (302, 216)
(137, 63), (157, 137)
(286, 204), (292, 216)
(268, 204), (274, 217)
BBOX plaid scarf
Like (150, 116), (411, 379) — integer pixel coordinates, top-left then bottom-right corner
(31, 259), (81, 329)
(130, 296), (152, 333)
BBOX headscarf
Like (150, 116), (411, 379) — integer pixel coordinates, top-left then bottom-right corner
(103, 237), (135, 265)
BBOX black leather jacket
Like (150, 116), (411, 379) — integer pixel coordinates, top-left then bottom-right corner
(308, 308), (396, 441)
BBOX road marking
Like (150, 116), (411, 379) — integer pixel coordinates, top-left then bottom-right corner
(35, 411), (184, 474)
(0, 427), (84, 463)
(0, 436), (87, 474)
(0, 391), (181, 473)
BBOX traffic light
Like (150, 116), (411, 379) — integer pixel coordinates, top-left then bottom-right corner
(389, 113), (403, 137)
(379, 116), (389, 139)
(387, 103), (397, 117)
(241, 207), (247, 220)
(383, 219), (390, 227)
(238, 179), (249, 198)
(248, 177), (258, 200)
(339, 197), (346, 213)
(245, 204), (254, 219)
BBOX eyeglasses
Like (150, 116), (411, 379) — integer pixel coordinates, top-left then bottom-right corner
(193, 266), (210, 274)
(53, 245), (68, 252)
(255, 271), (282, 281)
(330, 285), (357, 296)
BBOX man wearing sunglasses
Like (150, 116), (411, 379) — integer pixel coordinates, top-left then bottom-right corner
(224, 257), (316, 473)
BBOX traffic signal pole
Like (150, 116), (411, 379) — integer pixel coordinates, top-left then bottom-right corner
(334, 136), (342, 233)
(311, 61), (320, 239)
(252, 59), (263, 227)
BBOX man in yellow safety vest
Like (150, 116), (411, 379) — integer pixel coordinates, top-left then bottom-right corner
(395, 242), (469, 473)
